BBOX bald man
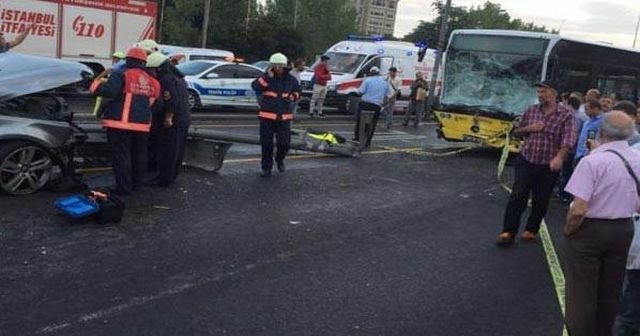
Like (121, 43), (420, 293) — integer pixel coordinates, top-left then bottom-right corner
(564, 111), (640, 336)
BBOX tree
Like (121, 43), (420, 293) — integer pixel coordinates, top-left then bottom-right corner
(158, 0), (358, 63)
(404, 1), (556, 48)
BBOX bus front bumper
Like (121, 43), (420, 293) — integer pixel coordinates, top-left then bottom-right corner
(434, 110), (521, 153)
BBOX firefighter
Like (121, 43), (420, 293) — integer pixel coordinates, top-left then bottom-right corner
(111, 51), (125, 64)
(89, 47), (161, 195)
(136, 39), (160, 54)
(145, 52), (191, 186)
(251, 52), (301, 177)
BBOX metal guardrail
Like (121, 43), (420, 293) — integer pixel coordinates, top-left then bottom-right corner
(77, 123), (363, 172)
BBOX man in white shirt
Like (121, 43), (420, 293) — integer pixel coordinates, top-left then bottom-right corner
(382, 67), (402, 130)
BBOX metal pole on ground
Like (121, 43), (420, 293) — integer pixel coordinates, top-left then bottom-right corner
(421, 0), (452, 127)
(202, 0), (211, 48)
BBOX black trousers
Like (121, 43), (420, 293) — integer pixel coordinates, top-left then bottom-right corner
(353, 101), (382, 146)
(565, 218), (634, 336)
(502, 155), (559, 235)
(106, 128), (148, 195)
(155, 125), (189, 186)
(260, 118), (290, 171)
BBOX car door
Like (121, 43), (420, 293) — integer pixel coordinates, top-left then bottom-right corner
(199, 64), (235, 106)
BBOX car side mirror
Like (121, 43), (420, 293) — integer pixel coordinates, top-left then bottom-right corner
(204, 73), (219, 79)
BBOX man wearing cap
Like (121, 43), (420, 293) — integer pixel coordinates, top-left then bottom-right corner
(309, 55), (331, 118)
(564, 111), (639, 336)
(497, 80), (577, 245)
(89, 47), (161, 195)
(251, 53), (301, 177)
(353, 66), (393, 147)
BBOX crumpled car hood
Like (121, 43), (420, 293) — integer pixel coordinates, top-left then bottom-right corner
(0, 53), (93, 101)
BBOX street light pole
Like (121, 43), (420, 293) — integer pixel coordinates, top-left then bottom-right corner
(202, 0), (211, 48)
(246, 0), (251, 33)
(293, 0), (298, 29)
(420, 0), (452, 126)
(634, 10), (640, 48)
(158, 0), (166, 42)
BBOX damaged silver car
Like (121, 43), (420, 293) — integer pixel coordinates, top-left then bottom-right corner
(0, 53), (93, 195)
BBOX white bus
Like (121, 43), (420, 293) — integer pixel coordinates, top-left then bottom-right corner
(435, 29), (640, 150)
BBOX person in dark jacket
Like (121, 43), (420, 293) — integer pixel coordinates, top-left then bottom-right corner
(403, 71), (428, 127)
(89, 47), (160, 195)
(251, 52), (301, 177)
(145, 52), (191, 186)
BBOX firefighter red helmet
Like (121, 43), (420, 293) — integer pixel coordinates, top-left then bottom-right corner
(126, 47), (147, 62)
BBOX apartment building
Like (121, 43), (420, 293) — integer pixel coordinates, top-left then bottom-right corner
(349, 0), (400, 36)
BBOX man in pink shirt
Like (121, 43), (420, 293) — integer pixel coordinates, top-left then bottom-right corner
(564, 111), (640, 336)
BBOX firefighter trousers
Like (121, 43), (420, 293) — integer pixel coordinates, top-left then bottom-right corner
(106, 128), (148, 195)
(260, 118), (290, 171)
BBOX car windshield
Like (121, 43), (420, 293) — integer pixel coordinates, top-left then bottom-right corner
(310, 52), (367, 75)
(177, 61), (216, 76)
(441, 34), (549, 116)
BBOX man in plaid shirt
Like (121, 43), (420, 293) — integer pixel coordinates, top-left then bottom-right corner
(497, 80), (577, 245)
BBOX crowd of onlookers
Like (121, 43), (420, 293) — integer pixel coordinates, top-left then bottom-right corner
(496, 80), (640, 336)
(555, 89), (640, 204)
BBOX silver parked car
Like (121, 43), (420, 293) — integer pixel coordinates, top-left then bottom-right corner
(0, 53), (92, 195)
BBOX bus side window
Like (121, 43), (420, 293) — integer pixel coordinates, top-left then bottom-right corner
(597, 66), (638, 101)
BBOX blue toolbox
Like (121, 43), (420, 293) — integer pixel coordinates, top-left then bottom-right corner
(54, 194), (100, 218)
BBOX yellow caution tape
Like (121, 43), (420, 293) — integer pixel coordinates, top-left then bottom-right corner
(497, 130), (568, 336)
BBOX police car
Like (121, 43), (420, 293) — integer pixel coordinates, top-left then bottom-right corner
(177, 61), (265, 109)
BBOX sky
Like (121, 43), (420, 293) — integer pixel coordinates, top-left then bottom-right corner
(394, 0), (640, 49)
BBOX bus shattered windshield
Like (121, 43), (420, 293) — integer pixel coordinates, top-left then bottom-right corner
(441, 34), (549, 117)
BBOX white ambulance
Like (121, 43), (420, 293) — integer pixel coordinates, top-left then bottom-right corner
(299, 36), (440, 112)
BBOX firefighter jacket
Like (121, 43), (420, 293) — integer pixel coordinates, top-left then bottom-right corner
(251, 69), (301, 121)
(90, 64), (161, 133)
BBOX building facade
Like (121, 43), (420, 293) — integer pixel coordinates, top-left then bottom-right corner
(349, 0), (400, 36)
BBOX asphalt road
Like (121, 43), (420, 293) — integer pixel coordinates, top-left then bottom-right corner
(0, 121), (570, 336)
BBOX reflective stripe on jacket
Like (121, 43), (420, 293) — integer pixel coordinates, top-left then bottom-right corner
(91, 66), (161, 133)
(251, 70), (301, 121)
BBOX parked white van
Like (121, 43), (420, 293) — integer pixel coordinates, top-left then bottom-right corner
(159, 45), (235, 64)
(299, 36), (439, 112)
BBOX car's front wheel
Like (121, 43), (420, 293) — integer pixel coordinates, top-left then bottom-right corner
(187, 90), (201, 109)
(0, 141), (53, 195)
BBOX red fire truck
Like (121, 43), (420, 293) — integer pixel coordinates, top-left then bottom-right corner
(0, 0), (158, 73)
